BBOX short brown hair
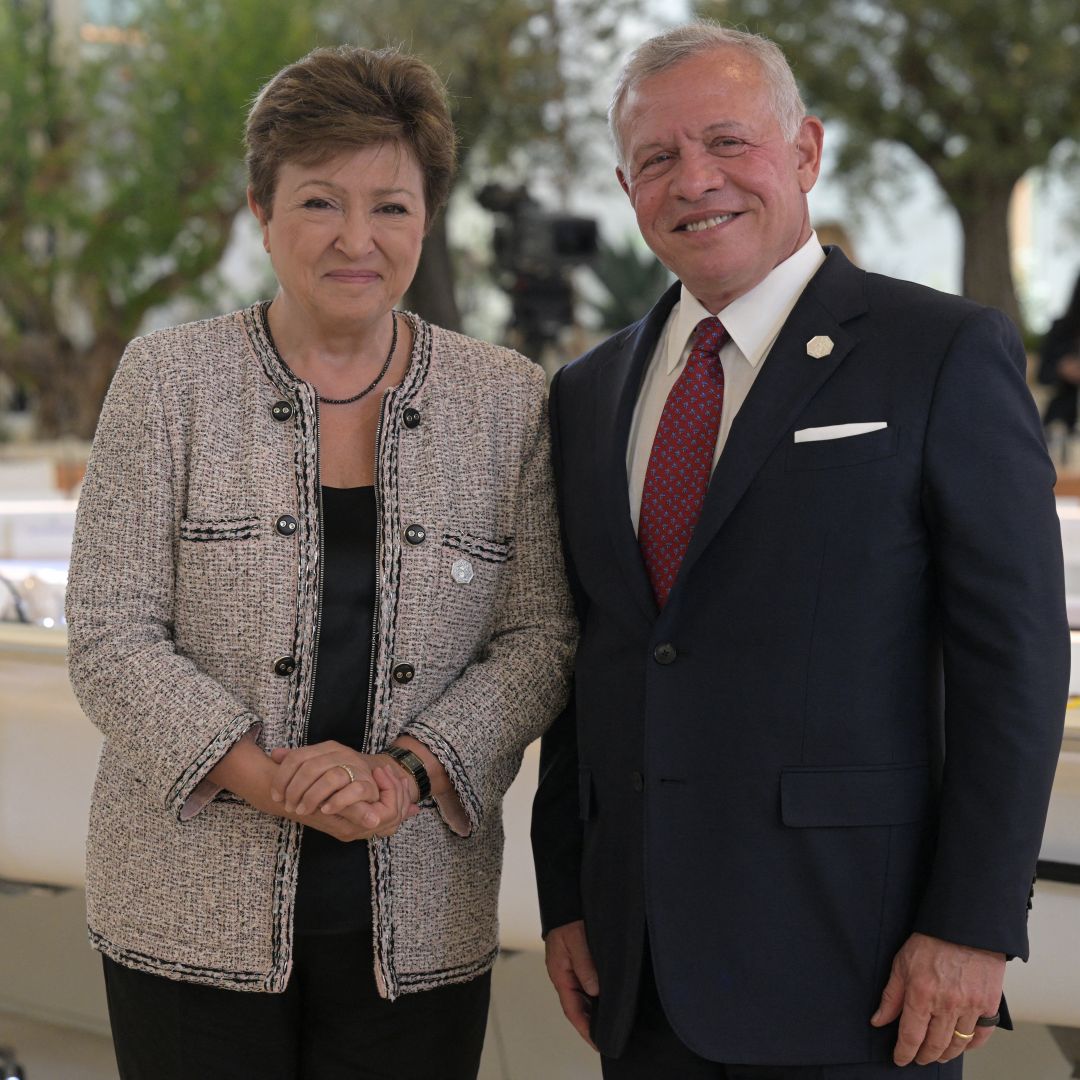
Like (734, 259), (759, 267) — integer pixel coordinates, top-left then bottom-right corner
(245, 45), (457, 227)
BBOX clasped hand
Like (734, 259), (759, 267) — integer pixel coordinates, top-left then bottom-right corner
(269, 740), (420, 842)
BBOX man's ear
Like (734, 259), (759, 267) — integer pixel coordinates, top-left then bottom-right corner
(616, 165), (631, 200)
(796, 116), (825, 194)
(247, 187), (271, 252)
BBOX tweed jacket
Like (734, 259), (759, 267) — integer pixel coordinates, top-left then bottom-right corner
(66, 303), (576, 996)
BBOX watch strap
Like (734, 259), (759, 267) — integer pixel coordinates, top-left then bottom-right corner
(385, 745), (432, 802)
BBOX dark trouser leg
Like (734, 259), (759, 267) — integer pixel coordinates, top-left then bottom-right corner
(101, 955), (300, 1080)
(601, 944), (724, 1079)
(728, 1062), (962, 1078)
(295, 930), (492, 1080)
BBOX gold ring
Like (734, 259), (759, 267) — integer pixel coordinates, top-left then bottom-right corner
(953, 1029), (975, 1040)
(336, 763), (356, 784)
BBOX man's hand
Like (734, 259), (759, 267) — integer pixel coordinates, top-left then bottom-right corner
(871, 932), (1005, 1065)
(545, 920), (600, 1049)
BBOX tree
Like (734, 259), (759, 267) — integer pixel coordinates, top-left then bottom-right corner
(1, 0), (647, 437)
(698, 0), (1080, 328)
(0, 0), (315, 437)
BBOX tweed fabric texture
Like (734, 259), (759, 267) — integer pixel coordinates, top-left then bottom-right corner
(66, 304), (577, 996)
(638, 316), (726, 607)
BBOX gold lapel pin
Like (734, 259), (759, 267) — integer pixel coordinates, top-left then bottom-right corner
(806, 335), (834, 358)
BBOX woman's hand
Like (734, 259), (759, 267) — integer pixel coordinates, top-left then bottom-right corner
(207, 737), (416, 840)
(293, 763), (415, 842)
(269, 741), (420, 838)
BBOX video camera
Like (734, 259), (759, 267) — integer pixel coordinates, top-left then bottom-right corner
(476, 184), (598, 355)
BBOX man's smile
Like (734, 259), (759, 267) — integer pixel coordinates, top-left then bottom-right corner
(673, 211), (742, 232)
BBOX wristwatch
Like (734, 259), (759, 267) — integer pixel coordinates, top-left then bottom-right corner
(384, 745), (431, 802)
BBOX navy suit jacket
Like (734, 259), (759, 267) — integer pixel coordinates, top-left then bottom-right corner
(531, 249), (1069, 1065)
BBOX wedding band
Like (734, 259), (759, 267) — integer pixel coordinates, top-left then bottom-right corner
(976, 1013), (1001, 1028)
(336, 763), (356, 784)
(953, 1029), (975, 1040)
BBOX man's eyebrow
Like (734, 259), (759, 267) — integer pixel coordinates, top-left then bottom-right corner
(701, 121), (752, 136)
(630, 140), (666, 161)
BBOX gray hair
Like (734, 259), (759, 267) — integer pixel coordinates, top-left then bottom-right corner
(608, 22), (807, 169)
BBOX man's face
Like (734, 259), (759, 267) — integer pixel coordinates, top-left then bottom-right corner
(616, 47), (824, 313)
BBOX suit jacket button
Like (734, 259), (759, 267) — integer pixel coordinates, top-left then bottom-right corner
(393, 663), (416, 684)
(404, 524), (427, 545)
(271, 401), (293, 421)
(631, 771), (644, 792)
(403, 408), (421, 429)
(275, 515), (298, 536)
(653, 643), (677, 665)
(274, 656), (296, 677)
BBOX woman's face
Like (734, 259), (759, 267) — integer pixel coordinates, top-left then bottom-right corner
(249, 141), (427, 333)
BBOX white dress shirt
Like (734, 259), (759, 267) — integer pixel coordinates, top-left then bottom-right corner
(628, 233), (827, 531)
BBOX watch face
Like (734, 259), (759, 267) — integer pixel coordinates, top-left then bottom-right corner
(389, 747), (431, 800)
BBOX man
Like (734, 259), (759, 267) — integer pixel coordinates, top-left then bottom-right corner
(531, 22), (1069, 1079)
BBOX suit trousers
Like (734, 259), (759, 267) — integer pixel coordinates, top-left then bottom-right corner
(600, 944), (962, 1080)
(102, 931), (491, 1080)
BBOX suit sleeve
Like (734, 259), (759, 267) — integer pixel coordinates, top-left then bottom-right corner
(915, 306), (1069, 960)
(531, 366), (589, 935)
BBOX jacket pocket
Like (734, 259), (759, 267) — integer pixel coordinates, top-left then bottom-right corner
(578, 767), (593, 821)
(440, 529), (515, 564)
(179, 515), (260, 542)
(780, 763), (930, 828)
(785, 424), (898, 472)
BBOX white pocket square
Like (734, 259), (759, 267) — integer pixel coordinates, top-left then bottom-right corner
(794, 422), (888, 443)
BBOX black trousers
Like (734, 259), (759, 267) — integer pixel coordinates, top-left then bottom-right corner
(601, 946), (962, 1080)
(102, 931), (491, 1080)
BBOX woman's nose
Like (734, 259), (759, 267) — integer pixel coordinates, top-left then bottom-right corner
(334, 213), (375, 258)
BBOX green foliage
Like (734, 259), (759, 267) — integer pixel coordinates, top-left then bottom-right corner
(0, 0), (648, 433)
(330, 0), (635, 186)
(72, 0), (315, 334)
(0, 0), (317, 433)
(587, 236), (673, 332)
(694, 0), (1080, 323)
(700, 0), (1080, 204)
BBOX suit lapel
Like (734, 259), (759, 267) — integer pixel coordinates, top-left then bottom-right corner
(676, 250), (869, 582)
(595, 283), (682, 624)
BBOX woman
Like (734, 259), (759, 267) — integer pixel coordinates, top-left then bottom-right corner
(66, 45), (576, 1079)
(1038, 269), (1080, 433)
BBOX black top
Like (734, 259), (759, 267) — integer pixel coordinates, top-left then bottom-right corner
(293, 485), (377, 934)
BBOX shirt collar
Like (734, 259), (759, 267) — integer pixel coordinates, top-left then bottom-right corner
(665, 232), (826, 374)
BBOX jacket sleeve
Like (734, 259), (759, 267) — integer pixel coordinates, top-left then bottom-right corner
(530, 366), (588, 934)
(401, 364), (578, 837)
(66, 340), (262, 823)
(914, 306), (1070, 959)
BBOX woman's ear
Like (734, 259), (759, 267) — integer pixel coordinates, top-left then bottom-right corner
(247, 187), (271, 253)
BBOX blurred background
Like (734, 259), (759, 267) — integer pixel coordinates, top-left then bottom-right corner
(2, 1), (1080, 1077)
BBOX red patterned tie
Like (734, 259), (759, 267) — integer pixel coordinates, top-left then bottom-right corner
(638, 316), (726, 608)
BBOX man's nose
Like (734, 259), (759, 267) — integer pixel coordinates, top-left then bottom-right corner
(669, 149), (726, 201)
(335, 212), (375, 258)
